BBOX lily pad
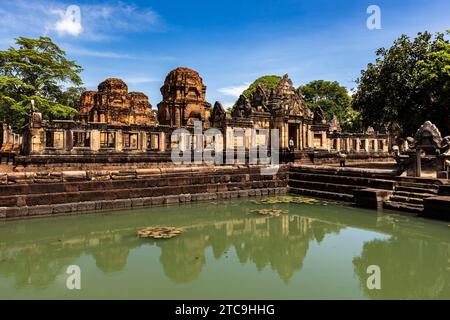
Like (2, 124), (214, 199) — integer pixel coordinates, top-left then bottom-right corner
(251, 209), (287, 217)
(137, 226), (184, 239)
(252, 196), (319, 205)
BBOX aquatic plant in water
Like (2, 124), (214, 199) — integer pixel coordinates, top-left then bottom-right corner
(137, 226), (184, 239)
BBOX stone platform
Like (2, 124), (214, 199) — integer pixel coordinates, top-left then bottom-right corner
(0, 165), (288, 219)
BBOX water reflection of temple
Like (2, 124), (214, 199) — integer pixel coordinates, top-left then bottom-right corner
(159, 215), (342, 284)
(0, 213), (341, 288)
(1, 209), (449, 298)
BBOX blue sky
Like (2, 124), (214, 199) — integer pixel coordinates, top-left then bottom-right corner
(0, 0), (449, 109)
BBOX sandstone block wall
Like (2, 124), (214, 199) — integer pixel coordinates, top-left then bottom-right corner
(0, 165), (288, 219)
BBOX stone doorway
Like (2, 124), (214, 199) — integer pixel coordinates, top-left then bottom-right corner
(288, 124), (298, 150)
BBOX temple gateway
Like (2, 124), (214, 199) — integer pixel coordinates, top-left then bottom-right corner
(9, 67), (393, 169)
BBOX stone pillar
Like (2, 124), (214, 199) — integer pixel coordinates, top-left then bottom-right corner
(65, 129), (73, 152)
(175, 107), (181, 128)
(302, 124), (307, 149)
(346, 138), (351, 152)
(322, 132), (327, 150)
(2, 123), (7, 145)
(356, 138), (360, 152)
(115, 130), (123, 152)
(363, 139), (369, 152)
(140, 132), (147, 151)
(91, 129), (100, 151)
(282, 123), (289, 149)
(383, 139), (388, 152)
(416, 149), (421, 177)
(31, 128), (44, 153)
(307, 129), (313, 148)
(374, 139), (379, 152)
(160, 132), (166, 152)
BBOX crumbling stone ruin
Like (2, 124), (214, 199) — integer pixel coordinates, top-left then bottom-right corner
(78, 78), (158, 126)
(157, 67), (211, 128)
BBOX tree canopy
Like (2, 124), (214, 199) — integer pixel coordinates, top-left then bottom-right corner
(241, 75), (281, 98)
(300, 80), (361, 132)
(352, 31), (450, 137)
(0, 36), (84, 130)
(230, 75), (281, 112)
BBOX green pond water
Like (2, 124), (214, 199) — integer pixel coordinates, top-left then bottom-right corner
(0, 198), (449, 300)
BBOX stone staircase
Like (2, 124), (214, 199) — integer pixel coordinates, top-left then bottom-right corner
(383, 177), (440, 213)
(288, 165), (395, 202)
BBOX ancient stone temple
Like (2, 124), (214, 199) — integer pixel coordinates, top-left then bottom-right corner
(230, 74), (314, 150)
(157, 67), (212, 128)
(78, 78), (158, 126)
(18, 67), (392, 169)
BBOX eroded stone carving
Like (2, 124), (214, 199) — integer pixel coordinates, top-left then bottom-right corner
(408, 121), (442, 151)
(231, 74), (312, 120)
(78, 78), (158, 126)
(210, 101), (226, 128)
(157, 67), (212, 128)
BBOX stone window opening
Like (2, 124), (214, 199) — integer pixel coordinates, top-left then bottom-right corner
(369, 140), (376, 151)
(100, 132), (115, 149)
(360, 139), (366, 151)
(73, 131), (91, 148)
(352, 139), (357, 151)
(123, 132), (139, 150)
(45, 131), (64, 149)
(147, 133), (160, 151)
(313, 134), (322, 148)
(378, 140), (384, 151)
(45, 131), (54, 148)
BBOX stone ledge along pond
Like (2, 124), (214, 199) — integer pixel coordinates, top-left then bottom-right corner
(0, 197), (449, 300)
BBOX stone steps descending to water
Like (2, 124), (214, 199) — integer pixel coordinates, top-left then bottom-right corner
(0, 165), (289, 219)
(288, 165), (449, 219)
(395, 186), (439, 195)
(393, 190), (437, 199)
(288, 186), (354, 202)
(288, 165), (396, 203)
(288, 179), (365, 195)
(389, 195), (424, 205)
(383, 178), (442, 214)
(383, 200), (424, 214)
(395, 181), (440, 190)
(289, 172), (394, 190)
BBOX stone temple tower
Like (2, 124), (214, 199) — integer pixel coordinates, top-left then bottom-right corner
(78, 78), (157, 126)
(157, 67), (211, 128)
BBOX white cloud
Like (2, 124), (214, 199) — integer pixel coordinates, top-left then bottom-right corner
(217, 83), (250, 98)
(0, 1), (165, 42)
(52, 5), (83, 37)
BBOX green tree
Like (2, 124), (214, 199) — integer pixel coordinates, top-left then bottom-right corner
(300, 80), (361, 131)
(58, 86), (86, 111)
(0, 36), (83, 130)
(241, 75), (281, 98)
(230, 75), (282, 113)
(352, 31), (450, 136)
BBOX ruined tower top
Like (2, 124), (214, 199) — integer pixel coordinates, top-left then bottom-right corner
(98, 78), (128, 95)
(78, 78), (157, 126)
(160, 67), (207, 103)
(157, 67), (211, 127)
